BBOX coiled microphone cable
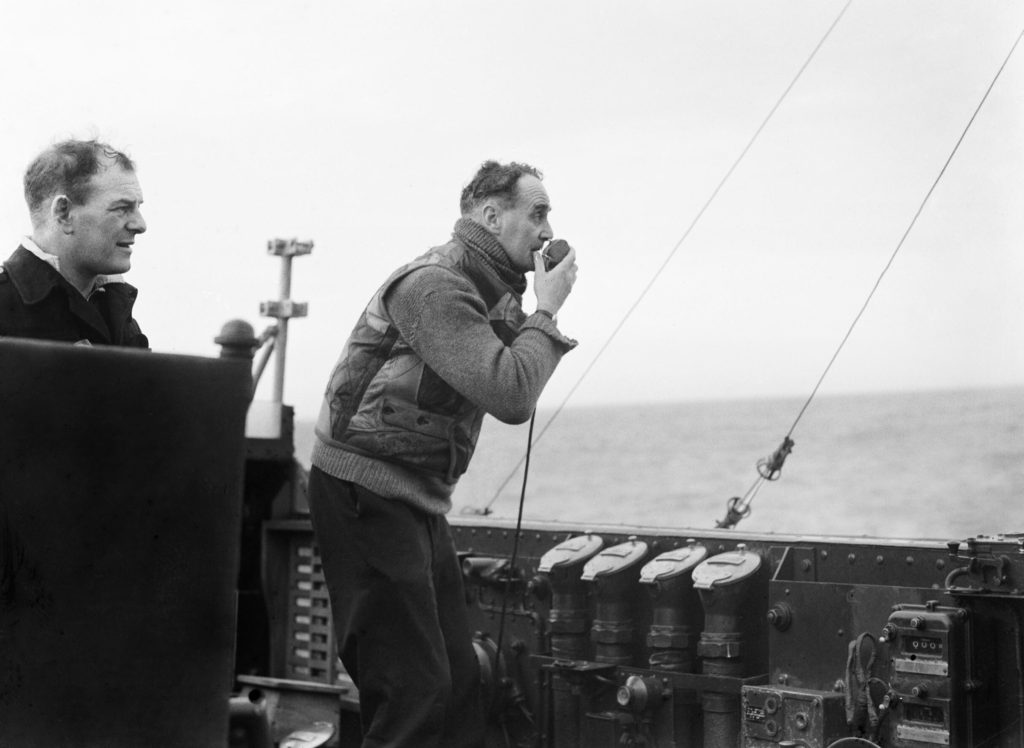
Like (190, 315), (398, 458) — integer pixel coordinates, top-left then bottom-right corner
(493, 410), (537, 696)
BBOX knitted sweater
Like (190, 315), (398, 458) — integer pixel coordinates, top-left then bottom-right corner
(311, 218), (576, 514)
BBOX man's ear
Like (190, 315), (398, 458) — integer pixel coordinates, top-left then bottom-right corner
(51, 195), (73, 233)
(480, 201), (502, 235)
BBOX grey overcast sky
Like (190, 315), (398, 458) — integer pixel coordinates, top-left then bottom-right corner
(1, 1), (1021, 422)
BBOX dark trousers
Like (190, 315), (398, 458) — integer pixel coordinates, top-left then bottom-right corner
(307, 467), (485, 748)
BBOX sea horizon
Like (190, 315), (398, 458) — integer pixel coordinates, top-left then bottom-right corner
(292, 384), (1023, 541)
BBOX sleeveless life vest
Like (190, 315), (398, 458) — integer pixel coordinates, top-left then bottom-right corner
(314, 238), (527, 484)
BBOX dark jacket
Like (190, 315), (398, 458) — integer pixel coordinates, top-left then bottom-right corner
(0, 246), (148, 348)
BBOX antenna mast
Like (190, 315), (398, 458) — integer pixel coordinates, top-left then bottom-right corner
(260, 238), (312, 404)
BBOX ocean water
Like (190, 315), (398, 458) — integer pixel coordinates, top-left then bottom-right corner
(294, 386), (1023, 541)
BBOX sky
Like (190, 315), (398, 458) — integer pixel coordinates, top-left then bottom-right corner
(1, 0), (1022, 423)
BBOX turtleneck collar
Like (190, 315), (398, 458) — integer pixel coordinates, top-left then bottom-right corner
(452, 218), (527, 295)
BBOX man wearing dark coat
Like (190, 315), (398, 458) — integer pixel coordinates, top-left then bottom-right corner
(0, 139), (148, 347)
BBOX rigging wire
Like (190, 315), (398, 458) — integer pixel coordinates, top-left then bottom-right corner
(718, 20), (1024, 529)
(468, 0), (854, 516)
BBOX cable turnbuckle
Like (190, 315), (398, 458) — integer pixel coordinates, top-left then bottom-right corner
(757, 436), (795, 481)
(716, 495), (751, 529)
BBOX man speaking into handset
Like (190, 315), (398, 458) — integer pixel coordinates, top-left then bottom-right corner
(308, 160), (578, 747)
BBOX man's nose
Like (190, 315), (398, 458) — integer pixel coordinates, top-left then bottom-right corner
(129, 211), (147, 234)
(540, 220), (553, 241)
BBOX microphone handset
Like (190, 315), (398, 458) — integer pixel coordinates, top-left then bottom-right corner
(542, 239), (571, 271)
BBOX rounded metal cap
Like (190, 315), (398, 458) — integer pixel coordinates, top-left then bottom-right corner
(640, 542), (708, 584)
(692, 545), (762, 590)
(538, 533), (604, 573)
(581, 537), (649, 581)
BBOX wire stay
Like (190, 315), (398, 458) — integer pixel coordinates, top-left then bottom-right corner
(717, 21), (1024, 529)
(468, 0), (854, 516)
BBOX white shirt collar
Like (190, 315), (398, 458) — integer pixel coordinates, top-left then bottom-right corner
(22, 236), (125, 296)
(21, 236), (61, 272)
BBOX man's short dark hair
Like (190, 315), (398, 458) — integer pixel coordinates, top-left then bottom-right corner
(460, 160), (543, 215)
(24, 139), (136, 219)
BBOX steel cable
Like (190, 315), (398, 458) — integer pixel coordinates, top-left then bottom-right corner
(471, 0), (854, 515)
(721, 21), (1024, 528)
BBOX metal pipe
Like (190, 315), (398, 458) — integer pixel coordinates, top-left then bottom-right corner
(251, 336), (276, 396)
(551, 674), (581, 748)
(272, 254), (292, 404)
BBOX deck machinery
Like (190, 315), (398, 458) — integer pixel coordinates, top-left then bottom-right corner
(238, 426), (1024, 747)
(231, 240), (1023, 748)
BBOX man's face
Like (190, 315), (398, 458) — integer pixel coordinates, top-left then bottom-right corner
(495, 175), (552, 272)
(65, 160), (146, 281)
